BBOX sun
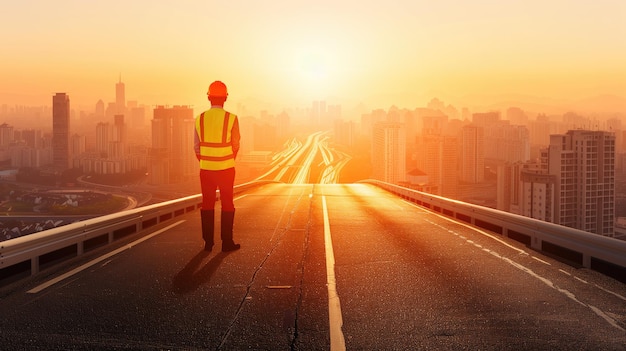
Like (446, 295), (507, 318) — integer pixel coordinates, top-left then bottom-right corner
(298, 51), (329, 82)
(289, 47), (337, 100)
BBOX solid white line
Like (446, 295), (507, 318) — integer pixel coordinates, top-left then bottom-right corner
(322, 195), (346, 351)
(27, 220), (185, 294)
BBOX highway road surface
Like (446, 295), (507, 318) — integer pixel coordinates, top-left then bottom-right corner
(1, 183), (625, 350)
(258, 131), (351, 184)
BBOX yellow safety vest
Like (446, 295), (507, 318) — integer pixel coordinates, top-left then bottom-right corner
(196, 109), (237, 170)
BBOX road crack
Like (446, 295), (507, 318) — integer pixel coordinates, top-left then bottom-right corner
(217, 186), (312, 350)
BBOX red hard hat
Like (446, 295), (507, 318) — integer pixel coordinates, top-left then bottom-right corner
(207, 81), (228, 97)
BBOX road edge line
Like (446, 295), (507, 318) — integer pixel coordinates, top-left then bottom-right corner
(322, 195), (346, 351)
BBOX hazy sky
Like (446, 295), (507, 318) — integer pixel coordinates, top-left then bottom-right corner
(2, 0), (625, 111)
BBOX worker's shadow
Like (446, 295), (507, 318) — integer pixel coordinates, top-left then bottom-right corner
(171, 250), (230, 294)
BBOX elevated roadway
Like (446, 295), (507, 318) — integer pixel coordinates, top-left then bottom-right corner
(1, 183), (625, 349)
(258, 131), (351, 184)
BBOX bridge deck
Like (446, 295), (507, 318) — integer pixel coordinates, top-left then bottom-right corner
(1, 183), (625, 350)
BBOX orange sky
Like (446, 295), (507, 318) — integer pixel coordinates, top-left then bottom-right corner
(2, 0), (625, 112)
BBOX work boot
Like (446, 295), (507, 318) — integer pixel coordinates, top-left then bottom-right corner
(201, 209), (215, 251)
(221, 210), (240, 252)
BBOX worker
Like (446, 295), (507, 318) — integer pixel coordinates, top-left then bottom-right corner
(194, 80), (241, 252)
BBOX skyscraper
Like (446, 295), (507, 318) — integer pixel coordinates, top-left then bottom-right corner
(0, 123), (14, 148)
(513, 130), (616, 237)
(459, 124), (485, 183)
(372, 121), (406, 184)
(52, 93), (71, 170)
(547, 130), (615, 236)
(116, 76), (125, 115)
(416, 133), (458, 198)
(150, 105), (195, 184)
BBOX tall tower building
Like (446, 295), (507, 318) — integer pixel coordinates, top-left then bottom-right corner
(71, 134), (86, 161)
(52, 93), (71, 170)
(547, 130), (615, 236)
(116, 76), (126, 115)
(150, 105), (195, 184)
(416, 133), (458, 198)
(113, 115), (127, 145)
(95, 122), (110, 156)
(95, 99), (105, 119)
(372, 122), (406, 184)
(459, 124), (485, 183)
(0, 123), (14, 148)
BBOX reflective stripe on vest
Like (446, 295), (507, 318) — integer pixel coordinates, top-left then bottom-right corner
(195, 109), (236, 170)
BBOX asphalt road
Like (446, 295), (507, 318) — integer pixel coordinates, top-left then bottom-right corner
(1, 183), (625, 350)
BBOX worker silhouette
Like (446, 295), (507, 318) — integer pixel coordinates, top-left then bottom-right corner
(194, 81), (241, 252)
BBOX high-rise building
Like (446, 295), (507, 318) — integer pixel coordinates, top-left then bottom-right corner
(360, 109), (387, 139)
(52, 93), (71, 170)
(95, 99), (105, 119)
(95, 122), (110, 156)
(484, 122), (531, 163)
(113, 115), (127, 148)
(504, 160), (554, 218)
(21, 129), (42, 148)
(459, 124), (484, 183)
(333, 119), (355, 148)
(547, 130), (615, 236)
(116, 76), (126, 115)
(71, 134), (86, 159)
(372, 121), (405, 184)
(416, 133), (458, 198)
(529, 114), (558, 147)
(0, 123), (14, 148)
(150, 105), (195, 184)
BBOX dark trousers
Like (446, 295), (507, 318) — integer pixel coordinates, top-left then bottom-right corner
(200, 168), (235, 211)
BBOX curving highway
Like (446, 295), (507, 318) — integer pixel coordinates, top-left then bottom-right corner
(257, 131), (351, 184)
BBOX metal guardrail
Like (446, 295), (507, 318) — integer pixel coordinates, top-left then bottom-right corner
(3, 179), (624, 284)
(0, 180), (276, 282)
(362, 179), (626, 283)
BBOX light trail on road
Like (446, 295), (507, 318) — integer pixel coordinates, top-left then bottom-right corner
(257, 131), (349, 184)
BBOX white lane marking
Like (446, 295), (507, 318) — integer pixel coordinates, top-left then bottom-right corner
(500, 255), (625, 331)
(574, 276), (589, 284)
(403, 200), (528, 257)
(532, 256), (552, 265)
(322, 195), (346, 351)
(402, 200), (625, 331)
(594, 284), (626, 302)
(27, 220), (185, 294)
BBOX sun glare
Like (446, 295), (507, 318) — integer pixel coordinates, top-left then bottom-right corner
(290, 46), (339, 100)
(298, 51), (329, 82)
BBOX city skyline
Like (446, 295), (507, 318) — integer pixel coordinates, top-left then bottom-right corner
(2, 1), (626, 113)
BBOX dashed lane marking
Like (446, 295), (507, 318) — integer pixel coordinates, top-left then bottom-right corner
(402, 200), (625, 332)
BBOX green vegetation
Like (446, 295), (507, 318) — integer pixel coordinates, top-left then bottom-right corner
(0, 187), (129, 215)
(49, 195), (127, 215)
